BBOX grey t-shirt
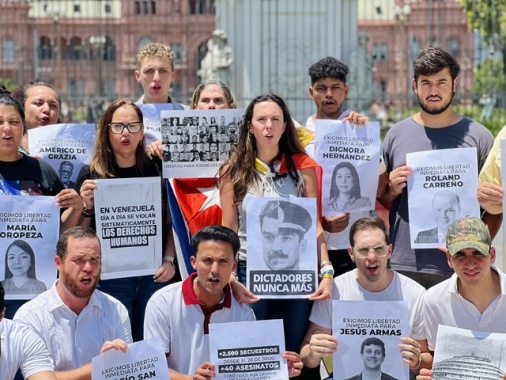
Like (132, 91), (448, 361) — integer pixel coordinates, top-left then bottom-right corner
(382, 116), (493, 276)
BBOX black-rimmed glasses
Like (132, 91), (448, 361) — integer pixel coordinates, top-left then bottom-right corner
(108, 122), (143, 134)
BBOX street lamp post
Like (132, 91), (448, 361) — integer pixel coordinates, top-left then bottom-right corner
(46, 6), (65, 94)
(394, 1), (411, 113)
(89, 35), (106, 97)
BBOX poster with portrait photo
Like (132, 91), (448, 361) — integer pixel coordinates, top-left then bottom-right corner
(433, 325), (506, 378)
(139, 103), (174, 145)
(332, 300), (410, 380)
(93, 177), (163, 279)
(407, 148), (479, 249)
(209, 319), (288, 380)
(0, 195), (58, 300)
(246, 197), (318, 299)
(314, 120), (380, 216)
(160, 109), (244, 178)
(28, 123), (95, 189)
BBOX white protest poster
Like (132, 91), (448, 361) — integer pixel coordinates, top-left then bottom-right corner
(501, 139), (506, 260)
(138, 103), (174, 145)
(160, 109), (244, 178)
(0, 195), (58, 300)
(332, 300), (409, 380)
(92, 336), (169, 380)
(433, 325), (506, 378)
(246, 197), (318, 298)
(314, 120), (380, 216)
(94, 177), (162, 279)
(28, 123), (95, 189)
(407, 147), (479, 249)
(209, 319), (288, 380)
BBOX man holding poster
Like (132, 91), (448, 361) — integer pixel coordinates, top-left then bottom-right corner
(380, 46), (497, 288)
(300, 217), (430, 376)
(14, 227), (132, 380)
(305, 56), (387, 277)
(144, 226), (303, 379)
(419, 217), (506, 379)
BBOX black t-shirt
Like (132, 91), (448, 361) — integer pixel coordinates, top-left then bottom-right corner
(75, 158), (168, 231)
(0, 154), (64, 195)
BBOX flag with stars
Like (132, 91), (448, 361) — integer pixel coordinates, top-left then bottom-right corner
(168, 177), (222, 278)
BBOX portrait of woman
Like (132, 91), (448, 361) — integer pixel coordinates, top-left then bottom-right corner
(329, 161), (371, 213)
(2, 240), (47, 294)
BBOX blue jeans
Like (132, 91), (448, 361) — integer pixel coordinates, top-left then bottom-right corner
(237, 260), (313, 352)
(98, 275), (168, 341)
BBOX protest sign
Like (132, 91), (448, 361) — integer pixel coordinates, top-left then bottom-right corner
(28, 123), (95, 189)
(0, 195), (58, 299)
(314, 120), (380, 216)
(433, 325), (506, 379)
(160, 109), (243, 178)
(407, 147), (479, 249)
(92, 337), (169, 380)
(209, 319), (288, 380)
(332, 300), (410, 379)
(246, 197), (318, 298)
(138, 103), (174, 145)
(94, 177), (162, 279)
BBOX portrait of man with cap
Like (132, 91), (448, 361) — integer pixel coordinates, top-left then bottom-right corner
(259, 199), (312, 271)
(419, 216), (506, 379)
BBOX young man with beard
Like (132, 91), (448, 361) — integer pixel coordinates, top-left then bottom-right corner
(14, 227), (131, 380)
(300, 217), (430, 377)
(379, 46), (497, 289)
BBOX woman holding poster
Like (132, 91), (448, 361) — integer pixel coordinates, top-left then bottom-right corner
(75, 99), (175, 341)
(0, 87), (83, 317)
(329, 162), (372, 213)
(2, 240), (47, 294)
(218, 93), (332, 353)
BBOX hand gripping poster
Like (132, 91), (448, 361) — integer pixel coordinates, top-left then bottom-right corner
(160, 109), (244, 178)
(332, 300), (410, 380)
(433, 325), (506, 379)
(92, 337), (169, 380)
(407, 147), (479, 249)
(246, 197), (318, 298)
(94, 177), (162, 279)
(28, 123), (95, 189)
(0, 195), (59, 300)
(138, 103), (174, 145)
(209, 319), (288, 380)
(314, 120), (380, 216)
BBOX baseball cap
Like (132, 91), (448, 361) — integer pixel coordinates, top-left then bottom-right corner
(446, 216), (491, 256)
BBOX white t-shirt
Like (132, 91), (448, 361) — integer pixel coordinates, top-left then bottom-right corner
(144, 273), (255, 375)
(309, 270), (426, 340)
(0, 318), (54, 380)
(423, 266), (506, 351)
(14, 281), (132, 370)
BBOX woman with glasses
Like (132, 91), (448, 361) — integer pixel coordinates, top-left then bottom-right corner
(75, 99), (175, 341)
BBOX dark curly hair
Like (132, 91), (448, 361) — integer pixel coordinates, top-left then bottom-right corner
(413, 46), (460, 82)
(308, 57), (350, 85)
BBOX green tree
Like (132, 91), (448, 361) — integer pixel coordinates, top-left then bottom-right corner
(473, 57), (506, 94)
(461, 0), (506, 45)
(0, 78), (18, 92)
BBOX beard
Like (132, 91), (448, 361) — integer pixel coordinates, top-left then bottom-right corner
(418, 89), (455, 115)
(60, 270), (99, 298)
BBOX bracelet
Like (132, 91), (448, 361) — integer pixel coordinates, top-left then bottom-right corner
(411, 355), (422, 370)
(81, 207), (95, 218)
(319, 273), (333, 279)
(163, 256), (174, 262)
(320, 260), (332, 268)
(320, 265), (334, 275)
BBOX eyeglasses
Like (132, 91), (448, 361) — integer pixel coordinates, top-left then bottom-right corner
(108, 122), (143, 134)
(353, 245), (389, 258)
